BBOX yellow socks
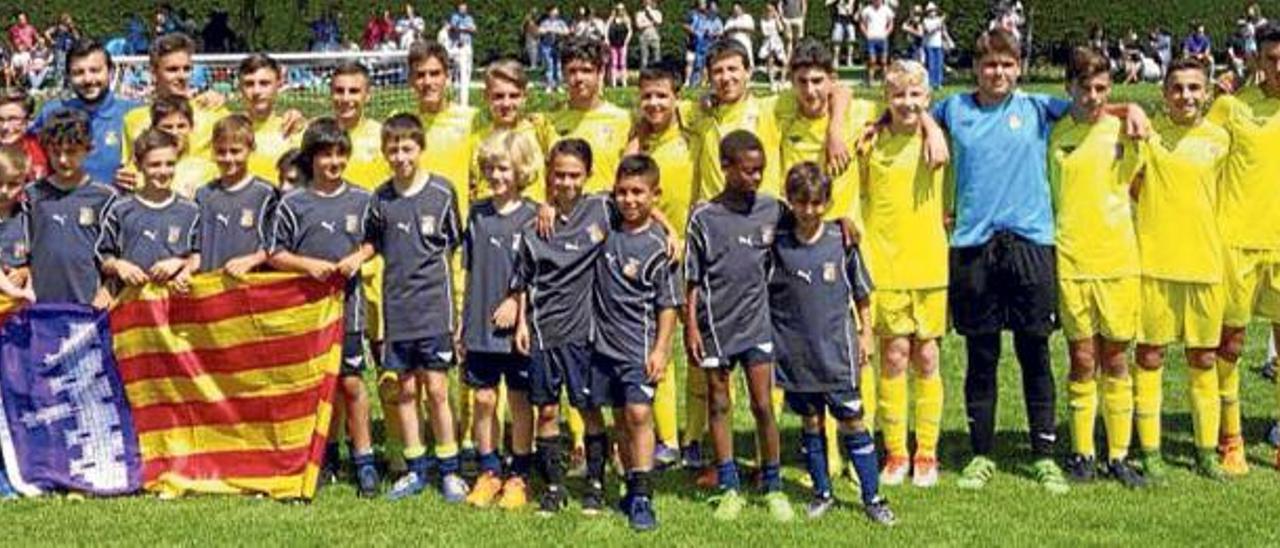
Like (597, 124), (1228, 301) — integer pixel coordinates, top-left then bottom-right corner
(1068, 377), (1098, 456)
(913, 373), (943, 459)
(1102, 373), (1135, 461)
(860, 364), (878, 433)
(1189, 365), (1221, 450)
(653, 357), (679, 447)
(824, 414), (844, 472)
(566, 405), (585, 450)
(1134, 366), (1163, 453)
(1217, 358), (1242, 440)
(682, 366), (709, 448)
(879, 372), (909, 459)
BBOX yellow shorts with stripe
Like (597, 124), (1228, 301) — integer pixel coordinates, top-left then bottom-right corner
(1222, 247), (1280, 327)
(872, 288), (947, 339)
(1059, 277), (1138, 342)
(361, 257), (385, 342)
(1137, 278), (1223, 349)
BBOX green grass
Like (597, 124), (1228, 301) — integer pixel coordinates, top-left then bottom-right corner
(7, 323), (1280, 546)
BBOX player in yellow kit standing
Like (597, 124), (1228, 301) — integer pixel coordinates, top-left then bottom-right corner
(472, 59), (550, 202)
(237, 53), (302, 185)
(546, 36), (632, 195)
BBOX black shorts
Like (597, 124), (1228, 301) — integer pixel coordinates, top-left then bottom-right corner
(464, 351), (531, 392)
(340, 333), (367, 377)
(592, 352), (657, 407)
(700, 343), (775, 371)
(529, 342), (608, 410)
(949, 231), (1058, 337)
(785, 389), (863, 421)
(383, 335), (455, 372)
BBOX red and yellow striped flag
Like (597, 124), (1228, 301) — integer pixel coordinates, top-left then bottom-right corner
(110, 273), (344, 500)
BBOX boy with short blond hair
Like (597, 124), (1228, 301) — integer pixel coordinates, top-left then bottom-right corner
(196, 114), (277, 276)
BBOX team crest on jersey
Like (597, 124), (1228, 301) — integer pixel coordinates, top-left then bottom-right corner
(345, 214), (359, 234)
(761, 226), (774, 245)
(1008, 114), (1023, 130)
(13, 242), (26, 259)
(511, 233), (523, 250)
(420, 215), (437, 236)
(622, 257), (641, 279)
(78, 207), (95, 226)
(167, 225), (181, 244)
(239, 208), (255, 228)
(822, 262), (837, 282)
(587, 223), (604, 243)
(104, 131), (118, 147)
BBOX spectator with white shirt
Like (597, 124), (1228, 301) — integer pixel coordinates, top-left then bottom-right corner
(396, 4), (426, 51)
(538, 6), (570, 92)
(859, 0), (895, 85)
(922, 2), (949, 88)
(828, 0), (857, 68)
(448, 2), (477, 104)
(777, 0), (807, 55)
(759, 3), (788, 91)
(635, 0), (664, 69)
(724, 3), (757, 72)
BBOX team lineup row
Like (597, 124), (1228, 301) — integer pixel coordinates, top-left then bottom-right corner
(6, 22), (1280, 532)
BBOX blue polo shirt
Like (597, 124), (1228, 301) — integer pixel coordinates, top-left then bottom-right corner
(33, 92), (139, 186)
(932, 91), (1070, 248)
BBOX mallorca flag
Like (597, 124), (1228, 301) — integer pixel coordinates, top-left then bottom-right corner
(110, 273), (344, 500)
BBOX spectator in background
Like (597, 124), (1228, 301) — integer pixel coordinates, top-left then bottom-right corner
(125, 15), (150, 54)
(523, 9), (541, 68)
(45, 13), (80, 86)
(828, 0), (857, 69)
(724, 3), (756, 73)
(574, 6), (607, 42)
(363, 9), (396, 51)
(860, 0), (895, 86)
(7, 12), (38, 74)
(991, 1), (1024, 42)
(24, 38), (52, 90)
(683, 1), (708, 86)
(200, 10), (238, 53)
(778, 0), (807, 55)
(902, 4), (925, 63)
(538, 6), (570, 92)
(449, 2), (478, 104)
(1122, 28), (1144, 84)
(636, 0), (663, 69)
(686, 1), (723, 86)
(1149, 26), (1173, 76)
(606, 4), (633, 87)
(310, 9), (342, 52)
(759, 3), (788, 91)
(1183, 22), (1212, 68)
(396, 4), (426, 51)
(922, 2), (949, 88)
(0, 87), (47, 182)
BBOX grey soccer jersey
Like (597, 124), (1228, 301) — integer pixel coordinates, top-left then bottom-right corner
(194, 177), (277, 272)
(593, 222), (683, 365)
(511, 193), (614, 350)
(367, 176), (461, 342)
(271, 182), (372, 334)
(768, 222), (873, 393)
(462, 198), (538, 354)
(26, 178), (118, 304)
(685, 195), (784, 360)
(97, 195), (201, 271)
(0, 208), (29, 270)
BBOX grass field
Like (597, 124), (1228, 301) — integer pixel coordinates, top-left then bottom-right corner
(16, 81), (1277, 546)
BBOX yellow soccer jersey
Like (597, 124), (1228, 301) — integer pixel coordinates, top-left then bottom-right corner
(781, 98), (881, 224)
(862, 129), (948, 290)
(173, 154), (220, 199)
(418, 104), (481, 219)
(1049, 114), (1142, 280)
(546, 101), (632, 194)
(471, 117), (550, 204)
(343, 117), (393, 191)
(1135, 116), (1229, 283)
(690, 93), (787, 201)
(122, 100), (229, 166)
(247, 114), (302, 185)
(642, 122), (699, 238)
(1206, 87), (1280, 250)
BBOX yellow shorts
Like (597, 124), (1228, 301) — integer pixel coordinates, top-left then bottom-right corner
(1137, 278), (1223, 349)
(1058, 277), (1139, 342)
(1222, 247), (1280, 327)
(361, 257), (385, 342)
(872, 288), (947, 339)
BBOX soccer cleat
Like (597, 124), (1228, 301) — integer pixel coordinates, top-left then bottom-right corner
(581, 481), (606, 516)
(1064, 453), (1097, 483)
(496, 477), (529, 510)
(441, 474), (469, 504)
(911, 456), (939, 488)
(626, 495), (658, 532)
(385, 471), (427, 501)
(1219, 436), (1250, 476)
(466, 472), (503, 507)
(763, 491), (795, 523)
(805, 493), (835, 519)
(356, 463), (381, 498)
(681, 442), (705, 469)
(709, 489), (746, 521)
(318, 463), (340, 489)
(1105, 459), (1147, 489)
(1136, 451), (1167, 484)
(566, 446), (587, 478)
(655, 444), (681, 469)
(1031, 458), (1070, 495)
(537, 485), (568, 516)
(957, 456), (997, 490)
(0, 472), (17, 500)
(879, 455), (909, 486)
(1196, 449), (1228, 481)
(863, 496), (896, 526)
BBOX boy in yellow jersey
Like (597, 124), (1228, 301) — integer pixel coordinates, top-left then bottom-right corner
(238, 54), (302, 185)
(630, 63), (698, 469)
(546, 36), (632, 195)
(472, 58), (549, 202)
(118, 33), (229, 189)
(148, 96), (219, 199)
(1051, 48), (1145, 488)
(1132, 58), (1229, 481)
(1206, 23), (1280, 475)
(862, 60), (948, 489)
